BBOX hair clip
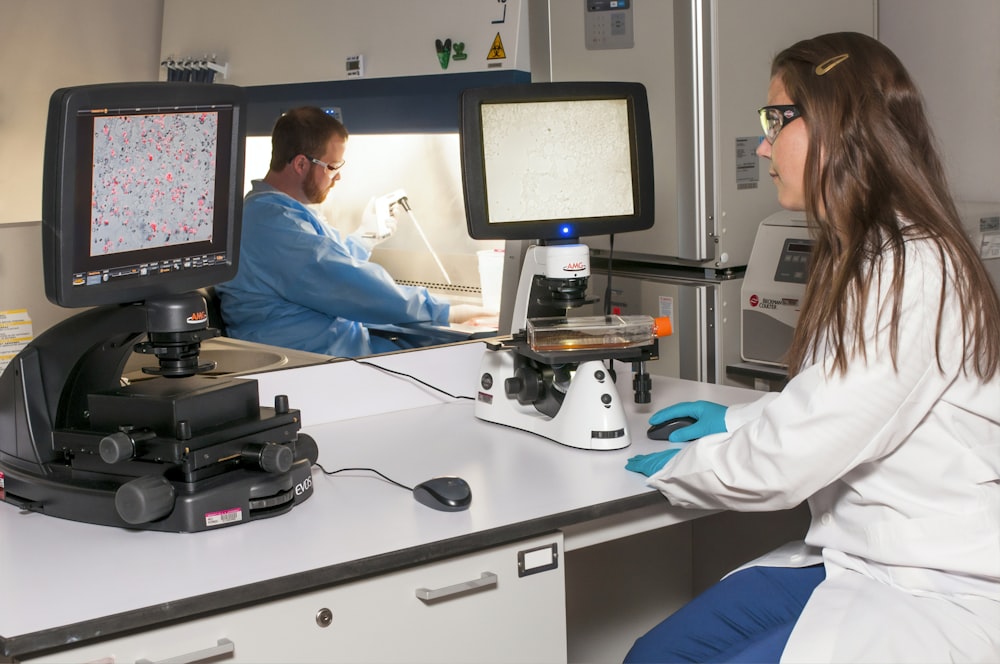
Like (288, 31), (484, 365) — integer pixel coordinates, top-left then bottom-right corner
(815, 53), (850, 75)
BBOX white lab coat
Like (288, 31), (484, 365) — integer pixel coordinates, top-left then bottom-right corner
(648, 234), (1000, 662)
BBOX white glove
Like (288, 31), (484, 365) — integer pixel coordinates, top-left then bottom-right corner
(354, 191), (406, 250)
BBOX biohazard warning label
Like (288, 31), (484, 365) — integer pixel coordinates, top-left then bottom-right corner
(488, 33), (507, 60)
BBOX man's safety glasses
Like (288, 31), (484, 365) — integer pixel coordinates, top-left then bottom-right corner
(307, 156), (346, 175)
(758, 105), (802, 144)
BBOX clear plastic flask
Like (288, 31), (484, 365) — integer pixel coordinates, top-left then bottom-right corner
(526, 314), (672, 352)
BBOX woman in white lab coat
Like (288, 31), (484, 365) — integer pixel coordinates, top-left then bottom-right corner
(625, 32), (1000, 663)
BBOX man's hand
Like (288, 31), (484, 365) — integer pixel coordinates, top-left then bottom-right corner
(448, 304), (498, 324)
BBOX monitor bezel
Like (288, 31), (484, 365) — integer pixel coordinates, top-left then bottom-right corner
(460, 81), (654, 242)
(42, 82), (247, 308)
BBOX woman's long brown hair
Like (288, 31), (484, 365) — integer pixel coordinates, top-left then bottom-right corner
(775, 32), (1000, 379)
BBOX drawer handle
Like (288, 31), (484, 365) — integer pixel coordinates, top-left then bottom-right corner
(135, 637), (234, 664)
(415, 571), (498, 602)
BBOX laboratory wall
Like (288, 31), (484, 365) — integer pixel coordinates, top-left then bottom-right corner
(881, 0), (1000, 204)
(0, 1), (164, 225)
(159, 0), (531, 85)
(879, 0), (1000, 288)
(0, 0), (164, 334)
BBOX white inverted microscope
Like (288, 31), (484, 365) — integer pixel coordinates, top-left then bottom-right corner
(472, 242), (669, 450)
(458, 80), (660, 450)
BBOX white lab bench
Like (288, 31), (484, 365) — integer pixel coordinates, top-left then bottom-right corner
(0, 341), (805, 663)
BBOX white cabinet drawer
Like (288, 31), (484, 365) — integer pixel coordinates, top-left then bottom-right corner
(32, 533), (566, 664)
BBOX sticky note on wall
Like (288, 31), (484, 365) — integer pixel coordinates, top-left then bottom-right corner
(0, 309), (33, 373)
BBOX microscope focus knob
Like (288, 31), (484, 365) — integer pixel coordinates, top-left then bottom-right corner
(99, 429), (156, 464)
(115, 475), (175, 525)
(243, 442), (294, 474)
(505, 367), (544, 404)
(99, 432), (135, 464)
(274, 394), (290, 415)
(295, 433), (320, 466)
(260, 443), (294, 474)
(504, 376), (522, 396)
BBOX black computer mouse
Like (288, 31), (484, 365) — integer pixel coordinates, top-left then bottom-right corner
(413, 476), (472, 512)
(646, 416), (697, 441)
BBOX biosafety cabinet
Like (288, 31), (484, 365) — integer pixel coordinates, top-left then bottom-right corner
(160, 0), (877, 385)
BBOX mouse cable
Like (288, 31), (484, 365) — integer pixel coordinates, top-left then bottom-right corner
(350, 358), (475, 401)
(314, 463), (414, 492)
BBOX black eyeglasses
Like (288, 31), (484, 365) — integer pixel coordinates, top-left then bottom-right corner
(758, 105), (802, 144)
(306, 155), (346, 175)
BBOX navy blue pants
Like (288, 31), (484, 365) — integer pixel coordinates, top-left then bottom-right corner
(624, 564), (826, 664)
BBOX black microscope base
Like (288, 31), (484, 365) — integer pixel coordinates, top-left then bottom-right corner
(0, 457), (315, 533)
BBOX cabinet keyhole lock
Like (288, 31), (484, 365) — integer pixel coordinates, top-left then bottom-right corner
(315, 607), (333, 628)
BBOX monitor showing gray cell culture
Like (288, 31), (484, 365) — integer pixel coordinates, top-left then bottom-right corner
(480, 97), (635, 224)
(461, 81), (654, 242)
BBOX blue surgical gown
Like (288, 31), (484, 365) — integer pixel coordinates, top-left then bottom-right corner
(216, 181), (450, 357)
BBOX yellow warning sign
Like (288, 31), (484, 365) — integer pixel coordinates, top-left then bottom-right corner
(487, 33), (506, 60)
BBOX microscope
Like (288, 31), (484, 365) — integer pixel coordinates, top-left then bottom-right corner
(472, 242), (665, 450)
(0, 293), (317, 532)
(459, 80), (659, 450)
(0, 81), (317, 532)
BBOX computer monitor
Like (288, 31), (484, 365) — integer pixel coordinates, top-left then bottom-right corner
(42, 82), (247, 308)
(460, 81), (654, 242)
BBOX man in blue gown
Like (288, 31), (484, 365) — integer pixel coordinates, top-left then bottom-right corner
(217, 107), (487, 357)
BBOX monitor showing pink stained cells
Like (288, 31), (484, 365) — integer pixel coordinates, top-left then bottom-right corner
(90, 111), (218, 257)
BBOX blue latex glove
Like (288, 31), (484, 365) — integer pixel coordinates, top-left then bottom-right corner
(649, 400), (728, 442)
(626, 448), (681, 476)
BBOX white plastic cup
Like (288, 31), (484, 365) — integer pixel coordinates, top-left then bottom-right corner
(477, 249), (505, 312)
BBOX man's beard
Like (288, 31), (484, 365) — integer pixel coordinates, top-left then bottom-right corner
(303, 176), (332, 205)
